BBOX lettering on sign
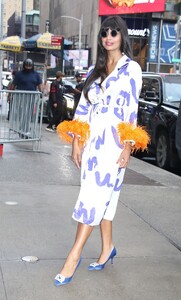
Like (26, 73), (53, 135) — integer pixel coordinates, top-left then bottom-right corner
(128, 28), (150, 37)
(51, 36), (63, 46)
(148, 22), (160, 62)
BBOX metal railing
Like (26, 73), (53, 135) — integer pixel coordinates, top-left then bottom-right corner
(0, 90), (43, 151)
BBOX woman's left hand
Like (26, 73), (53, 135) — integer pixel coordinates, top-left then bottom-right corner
(116, 144), (132, 168)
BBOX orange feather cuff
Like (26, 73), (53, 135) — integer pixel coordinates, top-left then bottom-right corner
(117, 122), (150, 152)
(57, 119), (90, 145)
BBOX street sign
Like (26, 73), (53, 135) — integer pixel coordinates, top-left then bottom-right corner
(51, 35), (63, 46)
(172, 58), (181, 63)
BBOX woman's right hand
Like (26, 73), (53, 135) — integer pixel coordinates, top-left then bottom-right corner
(72, 136), (83, 169)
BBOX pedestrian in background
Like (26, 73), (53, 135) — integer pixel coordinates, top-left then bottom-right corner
(55, 15), (149, 286)
(11, 59), (42, 92)
(73, 73), (84, 112)
(46, 71), (64, 132)
(8, 59), (42, 136)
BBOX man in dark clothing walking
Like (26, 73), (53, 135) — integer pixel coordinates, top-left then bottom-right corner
(46, 71), (64, 132)
(73, 73), (84, 112)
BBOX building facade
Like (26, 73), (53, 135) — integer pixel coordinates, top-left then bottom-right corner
(26, 10), (40, 38)
(39, 0), (50, 34)
(49, 0), (99, 69)
(2, 0), (34, 37)
(48, 0), (181, 73)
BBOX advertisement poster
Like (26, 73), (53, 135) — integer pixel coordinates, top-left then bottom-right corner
(161, 23), (180, 63)
(99, 0), (165, 15)
(148, 22), (160, 63)
(67, 50), (89, 68)
(148, 23), (180, 64)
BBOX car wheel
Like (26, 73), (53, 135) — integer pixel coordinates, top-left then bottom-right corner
(156, 131), (170, 169)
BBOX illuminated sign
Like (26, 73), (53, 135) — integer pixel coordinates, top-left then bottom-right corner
(51, 36), (63, 46)
(128, 28), (150, 37)
(99, 0), (165, 15)
(148, 22), (160, 62)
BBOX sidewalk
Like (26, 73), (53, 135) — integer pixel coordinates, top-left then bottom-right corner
(0, 124), (181, 300)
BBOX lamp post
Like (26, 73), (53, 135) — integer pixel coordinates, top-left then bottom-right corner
(60, 15), (82, 70)
(156, 13), (163, 73)
(21, 0), (26, 39)
(21, 0), (26, 61)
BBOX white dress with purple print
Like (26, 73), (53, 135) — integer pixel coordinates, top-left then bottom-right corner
(72, 55), (142, 226)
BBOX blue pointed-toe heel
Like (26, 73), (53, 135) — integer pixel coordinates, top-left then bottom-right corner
(88, 247), (117, 271)
(54, 257), (82, 286)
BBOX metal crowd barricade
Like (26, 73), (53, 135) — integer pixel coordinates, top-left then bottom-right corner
(0, 90), (44, 151)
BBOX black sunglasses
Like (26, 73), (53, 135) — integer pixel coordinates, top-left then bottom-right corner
(101, 27), (120, 38)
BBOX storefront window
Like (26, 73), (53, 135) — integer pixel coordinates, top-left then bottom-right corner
(130, 37), (149, 71)
(33, 15), (40, 26)
(123, 15), (150, 71)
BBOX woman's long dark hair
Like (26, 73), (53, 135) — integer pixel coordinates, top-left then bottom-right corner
(83, 16), (132, 101)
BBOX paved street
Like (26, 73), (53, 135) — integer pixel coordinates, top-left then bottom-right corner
(0, 123), (181, 300)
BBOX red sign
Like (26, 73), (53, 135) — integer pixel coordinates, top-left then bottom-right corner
(99, 0), (165, 15)
(51, 36), (63, 46)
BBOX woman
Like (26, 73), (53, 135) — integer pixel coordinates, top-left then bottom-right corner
(55, 15), (149, 285)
